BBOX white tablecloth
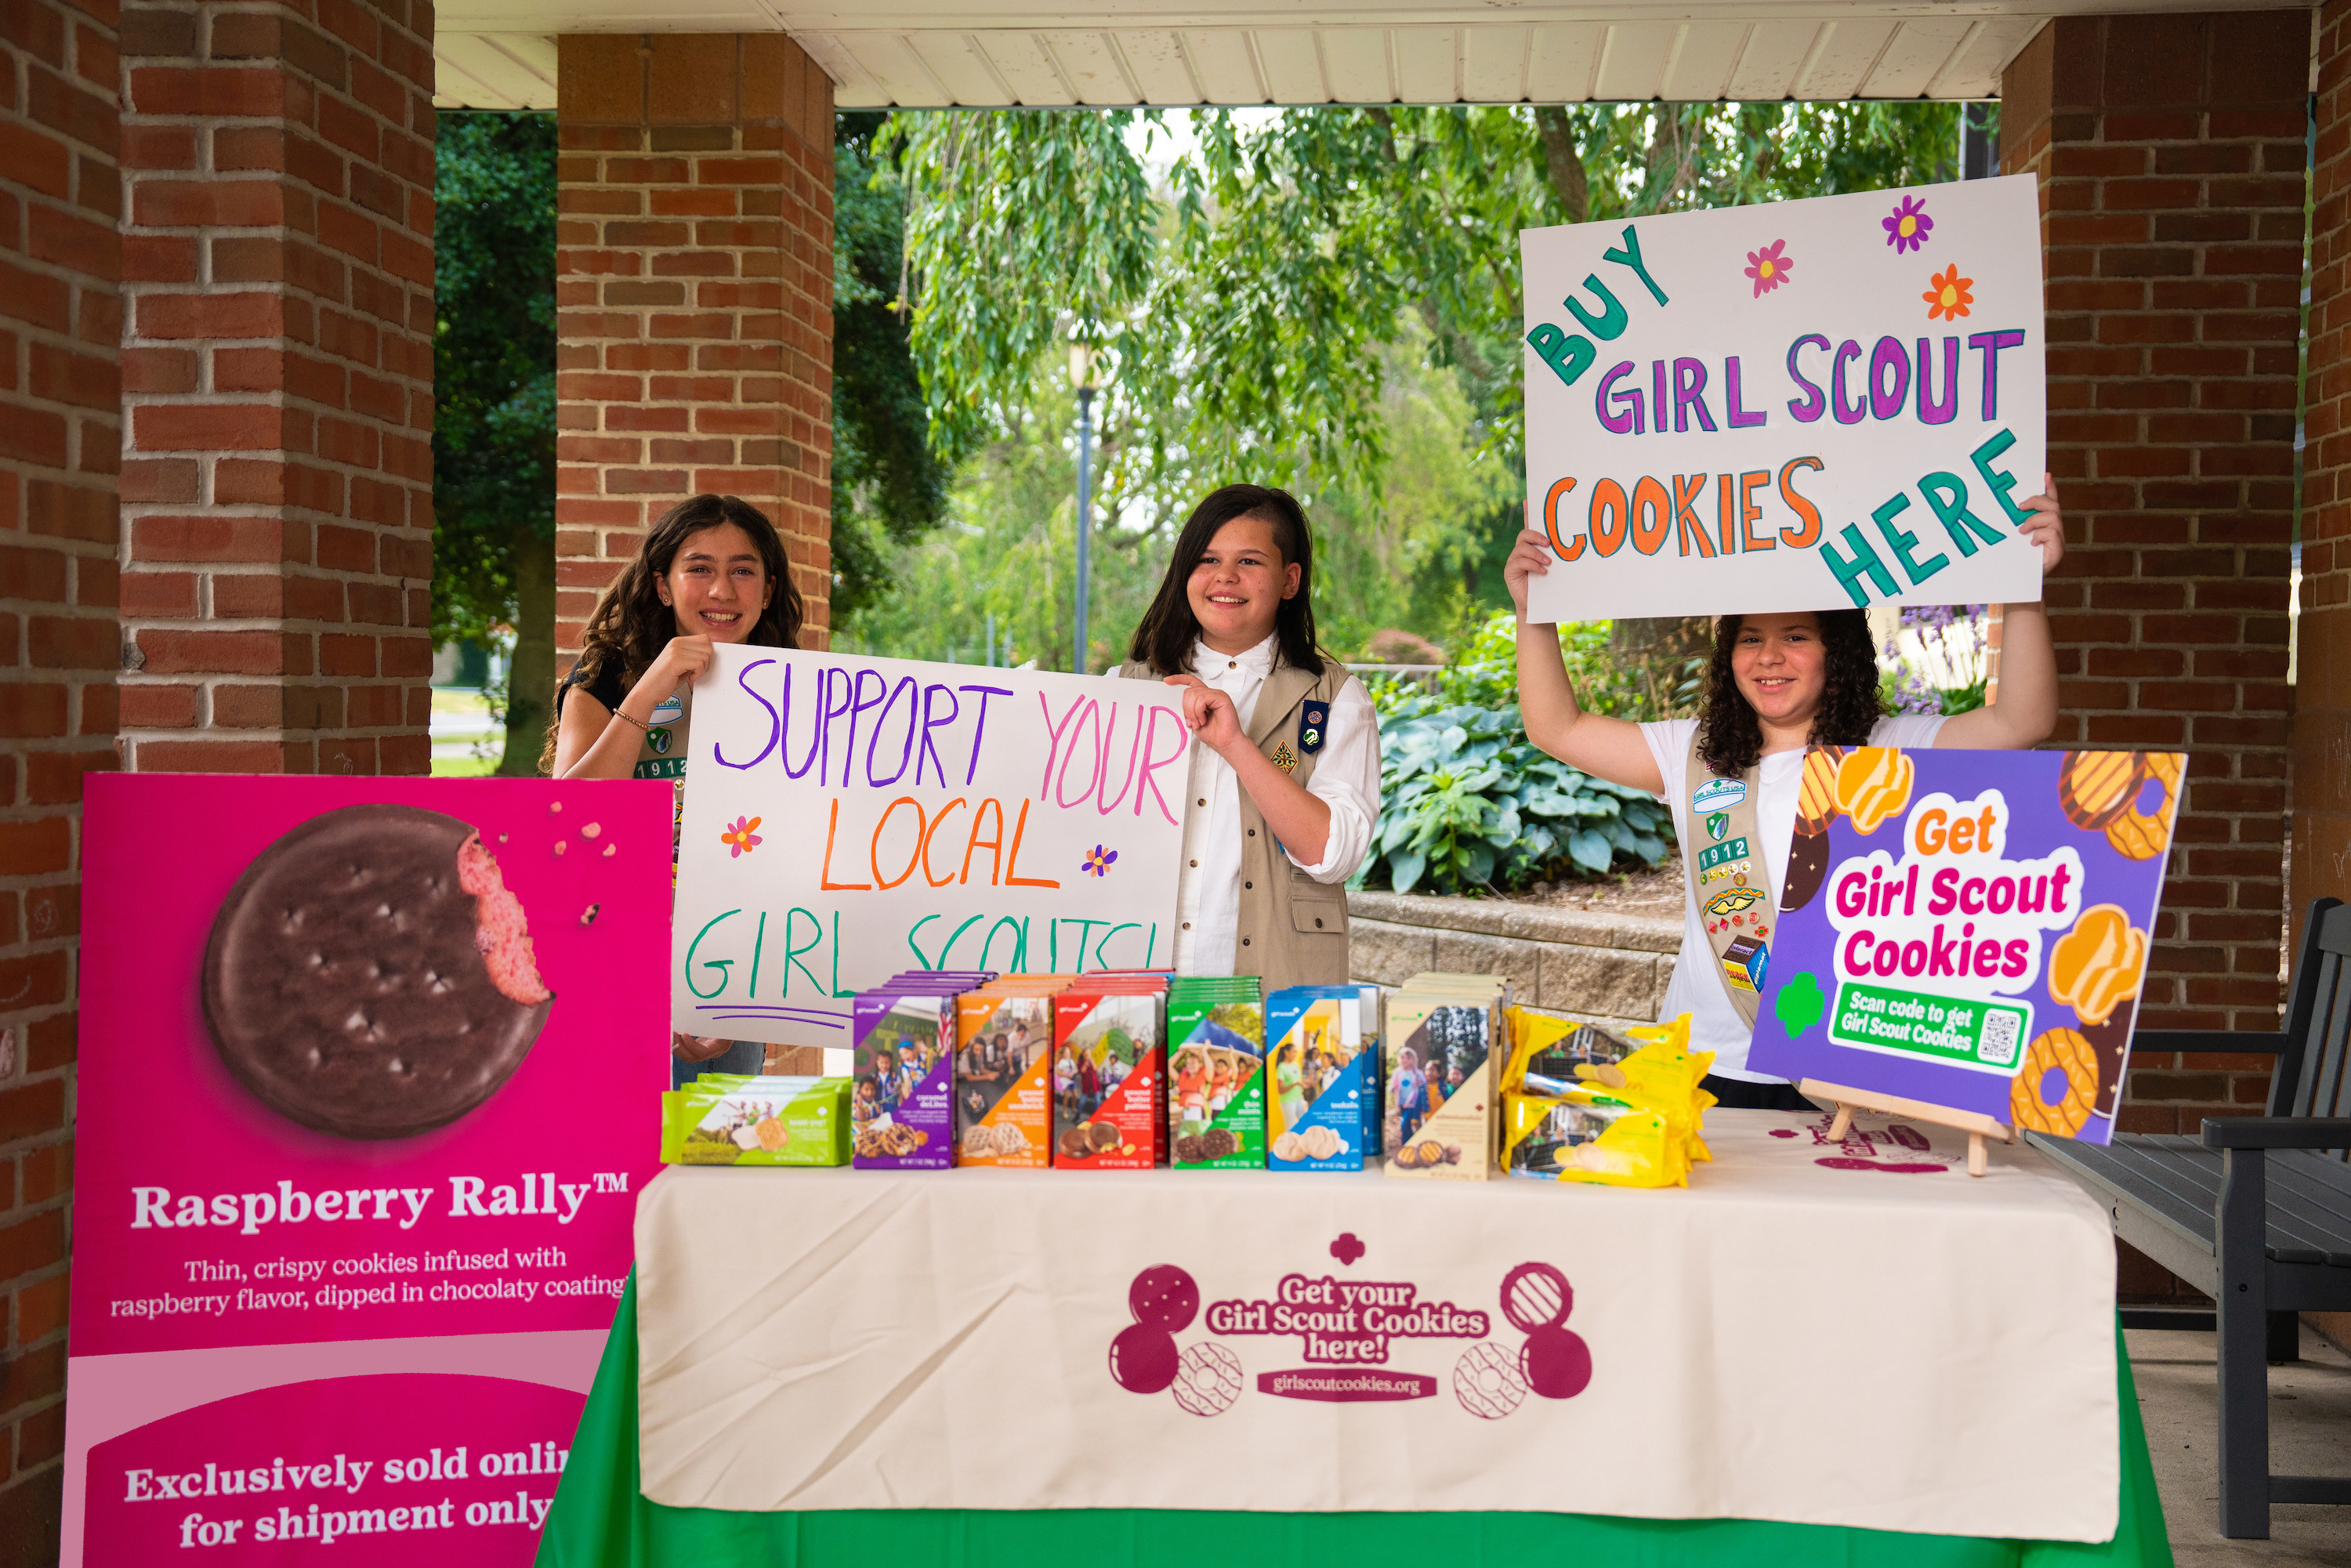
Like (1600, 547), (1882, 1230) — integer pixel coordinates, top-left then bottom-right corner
(632, 1107), (2119, 1541)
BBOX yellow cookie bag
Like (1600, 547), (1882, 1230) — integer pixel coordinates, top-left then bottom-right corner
(1502, 1011), (1715, 1161)
(1502, 1091), (1686, 1188)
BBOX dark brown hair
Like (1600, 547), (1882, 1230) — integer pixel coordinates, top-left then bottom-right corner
(1128, 484), (1322, 677)
(1694, 610), (1883, 776)
(540, 494), (803, 770)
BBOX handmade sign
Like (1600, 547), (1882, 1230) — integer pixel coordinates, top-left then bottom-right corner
(1520, 175), (2046, 621)
(65, 776), (673, 1565)
(1745, 748), (2182, 1145)
(673, 646), (1194, 1056)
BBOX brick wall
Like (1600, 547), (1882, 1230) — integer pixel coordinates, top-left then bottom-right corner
(115, 0), (437, 773)
(2003, 12), (2303, 1131)
(552, 32), (833, 665)
(0, 0), (118, 1549)
(2004, 11), (2308, 1299)
(2303, 2), (2351, 976)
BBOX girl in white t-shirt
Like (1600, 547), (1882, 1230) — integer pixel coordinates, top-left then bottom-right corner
(1502, 481), (2068, 1109)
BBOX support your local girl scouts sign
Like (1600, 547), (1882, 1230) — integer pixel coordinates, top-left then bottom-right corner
(1520, 175), (2046, 621)
(673, 647), (1195, 1052)
(1744, 747), (2181, 1145)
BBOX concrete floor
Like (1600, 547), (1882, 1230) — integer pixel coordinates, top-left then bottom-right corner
(2128, 1324), (2351, 1566)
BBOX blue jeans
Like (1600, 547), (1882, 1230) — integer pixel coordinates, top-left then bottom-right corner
(672, 1037), (766, 1088)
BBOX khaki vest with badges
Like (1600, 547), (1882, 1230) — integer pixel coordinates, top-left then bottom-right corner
(1118, 657), (1353, 992)
(634, 686), (690, 780)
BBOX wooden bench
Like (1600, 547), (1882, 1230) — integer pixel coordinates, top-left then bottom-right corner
(2030, 896), (2351, 1539)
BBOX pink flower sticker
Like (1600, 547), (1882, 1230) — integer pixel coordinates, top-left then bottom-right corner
(1744, 238), (1792, 298)
(720, 816), (763, 858)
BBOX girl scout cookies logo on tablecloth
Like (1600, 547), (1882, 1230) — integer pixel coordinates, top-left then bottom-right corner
(1106, 1248), (1592, 1421)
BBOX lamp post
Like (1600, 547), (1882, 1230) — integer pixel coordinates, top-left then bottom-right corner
(1070, 345), (1096, 675)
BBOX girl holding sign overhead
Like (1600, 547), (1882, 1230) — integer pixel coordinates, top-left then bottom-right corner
(1120, 484), (1382, 991)
(545, 493), (806, 1084)
(1503, 482), (2067, 1110)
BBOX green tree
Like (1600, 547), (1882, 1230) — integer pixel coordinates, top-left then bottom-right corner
(831, 111), (951, 623)
(433, 111), (557, 774)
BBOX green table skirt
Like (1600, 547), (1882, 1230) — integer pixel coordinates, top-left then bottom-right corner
(536, 1275), (2173, 1568)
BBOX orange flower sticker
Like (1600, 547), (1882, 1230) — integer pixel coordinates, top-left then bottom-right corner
(1924, 264), (1974, 321)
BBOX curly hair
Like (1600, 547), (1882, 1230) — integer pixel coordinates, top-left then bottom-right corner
(538, 494), (803, 771)
(1694, 610), (1884, 777)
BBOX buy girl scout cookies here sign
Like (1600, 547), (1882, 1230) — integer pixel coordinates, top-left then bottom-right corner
(1520, 175), (2046, 621)
(1744, 747), (2181, 1146)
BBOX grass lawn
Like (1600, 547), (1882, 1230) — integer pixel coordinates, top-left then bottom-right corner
(431, 755), (501, 777)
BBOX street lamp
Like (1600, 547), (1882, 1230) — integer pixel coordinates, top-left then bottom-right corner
(1070, 344), (1096, 675)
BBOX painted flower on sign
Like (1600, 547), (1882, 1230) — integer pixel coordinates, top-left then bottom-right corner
(1882, 194), (1933, 254)
(1923, 264), (1974, 321)
(1082, 845), (1118, 877)
(1744, 239), (1793, 297)
(720, 816), (763, 857)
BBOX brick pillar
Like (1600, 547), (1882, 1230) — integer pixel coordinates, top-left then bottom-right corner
(115, 0), (436, 773)
(0, 0), (118, 1550)
(2002, 13), (2305, 1129)
(2305, 2), (2351, 971)
(552, 33), (833, 666)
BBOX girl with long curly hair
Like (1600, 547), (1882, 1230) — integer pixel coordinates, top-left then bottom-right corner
(545, 493), (805, 1085)
(1503, 481), (2067, 1109)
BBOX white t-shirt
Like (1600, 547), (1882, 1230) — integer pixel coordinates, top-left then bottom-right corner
(1640, 715), (1948, 1081)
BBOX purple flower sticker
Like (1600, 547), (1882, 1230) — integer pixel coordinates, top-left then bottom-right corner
(1883, 195), (1933, 254)
(1082, 845), (1118, 877)
(1744, 239), (1792, 298)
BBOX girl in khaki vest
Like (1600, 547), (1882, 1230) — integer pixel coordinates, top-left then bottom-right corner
(1119, 485), (1382, 993)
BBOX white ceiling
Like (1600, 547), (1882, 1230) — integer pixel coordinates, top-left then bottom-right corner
(430, 0), (2262, 111)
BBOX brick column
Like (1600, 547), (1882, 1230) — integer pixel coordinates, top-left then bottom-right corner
(552, 33), (833, 664)
(0, 0), (118, 1548)
(2002, 14), (2305, 1130)
(115, 0), (436, 773)
(2304, 2), (2351, 970)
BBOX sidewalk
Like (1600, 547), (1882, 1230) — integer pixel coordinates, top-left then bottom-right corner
(2128, 1322), (2351, 1566)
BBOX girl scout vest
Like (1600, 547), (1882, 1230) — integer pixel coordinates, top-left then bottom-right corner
(1682, 728), (1773, 1027)
(1118, 655), (1353, 993)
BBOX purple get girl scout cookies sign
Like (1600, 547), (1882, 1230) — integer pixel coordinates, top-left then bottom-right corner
(1746, 748), (2183, 1144)
(1520, 174), (2047, 621)
(65, 776), (673, 1566)
(672, 646), (1196, 1054)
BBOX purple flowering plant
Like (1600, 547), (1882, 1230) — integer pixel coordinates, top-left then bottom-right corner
(1878, 603), (1988, 715)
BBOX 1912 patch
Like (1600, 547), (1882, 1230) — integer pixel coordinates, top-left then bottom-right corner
(1299, 701), (1330, 755)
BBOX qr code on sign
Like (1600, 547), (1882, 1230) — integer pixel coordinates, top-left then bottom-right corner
(1979, 1009), (2021, 1066)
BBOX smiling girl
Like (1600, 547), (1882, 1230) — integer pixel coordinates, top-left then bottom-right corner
(545, 493), (805, 1085)
(1503, 480), (2067, 1107)
(1120, 484), (1381, 990)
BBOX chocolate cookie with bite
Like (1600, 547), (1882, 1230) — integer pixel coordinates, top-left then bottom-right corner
(203, 804), (553, 1139)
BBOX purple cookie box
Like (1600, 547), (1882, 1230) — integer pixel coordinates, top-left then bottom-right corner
(851, 990), (959, 1170)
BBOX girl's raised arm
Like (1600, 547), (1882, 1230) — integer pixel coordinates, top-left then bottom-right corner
(1936, 477), (2064, 751)
(1505, 528), (1666, 794)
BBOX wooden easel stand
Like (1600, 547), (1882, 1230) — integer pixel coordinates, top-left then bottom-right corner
(1799, 1078), (2014, 1177)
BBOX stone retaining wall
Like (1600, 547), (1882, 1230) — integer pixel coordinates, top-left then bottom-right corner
(1347, 891), (1681, 1033)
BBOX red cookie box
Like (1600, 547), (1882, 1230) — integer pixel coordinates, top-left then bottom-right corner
(1050, 979), (1168, 1169)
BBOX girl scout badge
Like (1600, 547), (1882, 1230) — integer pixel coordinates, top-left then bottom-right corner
(1684, 730), (1773, 1027)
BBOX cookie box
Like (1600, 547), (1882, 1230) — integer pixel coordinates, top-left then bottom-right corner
(1168, 977), (1264, 1170)
(1264, 986), (1375, 1171)
(663, 1076), (850, 1166)
(1052, 986), (1165, 1168)
(852, 990), (960, 1169)
(1383, 988), (1500, 1180)
(955, 988), (1056, 1168)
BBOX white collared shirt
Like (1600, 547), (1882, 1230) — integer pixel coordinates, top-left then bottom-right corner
(1164, 635), (1381, 976)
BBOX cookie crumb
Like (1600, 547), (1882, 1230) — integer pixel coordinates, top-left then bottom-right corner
(602, 843), (616, 857)
(552, 840), (567, 856)
(581, 903), (600, 925)
(549, 801), (562, 813)
(581, 822), (601, 839)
